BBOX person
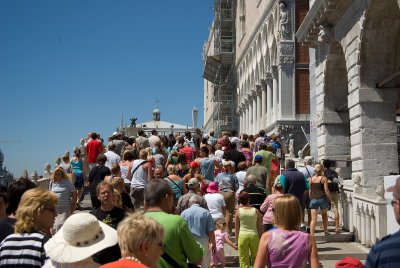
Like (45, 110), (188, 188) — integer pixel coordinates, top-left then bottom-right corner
(235, 161), (248, 195)
(0, 178), (36, 242)
(148, 129), (161, 149)
(260, 182), (284, 231)
(197, 146), (220, 182)
(136, 129), (150, 150)
(153, 140), (166, 171)
(298, 156), (315, 228)
(71, 147), (85, 210)
(323, 159), (340, 233)
(58, 151), (72, 174)
(104, 143), (121, 170)
(49, 166), (77, 233)
(276, 158), (309, 214)
(215, 160), (238, 232)
(0, 192), (7, 219)
(164, 164), (186, 201)
(0, 188), (58, 267)
(86, 132), (104, 170)
(144, 179), (203, 268)
(211, 219), (237, 268)
(246, 155), (269, 193)
(223, 142), (246, 171)
(101, 212), (165, 268)
(204, 182), (226, 221)
(180, 141), (195, 164)
(91, 182), (126, 264)
(365, 176), (400, 267)
(254, 144), (275, 177)
(176, 153), (190, 178)
(89, 154), (112, 209)
(254, 130), (267, 153)
(241, 175), (267, 210)
(110, 132), (126, 156)
(154, 166), (164, 179)
(208, 131), (218, 148)
(119, 150), (134, 191)
(253, 195), (319, 268)
(44, 213), (118, 268)
(181, 195), (216, 268)
(309, 164), (334, 236)
(240, 140), (253, 167)
(177, 177), (208, 214)
(111, 177), (134, 212)
(235, 192), (262, 268)
(130, 149), (153, 210)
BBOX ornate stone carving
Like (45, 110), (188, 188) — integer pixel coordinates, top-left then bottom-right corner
(264, 72), (272, 81)
(279, 55), (295, 64)
(31, 170), (39, 181)
(251, 90), (258, 98)
(375, 184), (385, 201)
(279, 42), (294, 55)
(271, 66), (278, 79)
(289, 139), (295, 158)
(43, 163), (51, 179)
(279, 2), (291, 40)
(317, 24), (333, 43)
(255, 84), (262, 95)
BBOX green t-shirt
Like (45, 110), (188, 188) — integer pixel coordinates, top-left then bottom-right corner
(145, 211), (203, 268)
(245, 164), (269, 192)
(254, 150), (275, 171)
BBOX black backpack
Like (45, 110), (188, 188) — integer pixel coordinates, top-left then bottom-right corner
(324, 168), (340, 192)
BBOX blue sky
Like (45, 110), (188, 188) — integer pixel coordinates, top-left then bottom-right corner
(0, 0), (213, 177)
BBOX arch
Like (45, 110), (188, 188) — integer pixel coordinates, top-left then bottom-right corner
(261, 24), (267, 55)
(360, 0), (400, 87)
(267, 16), (274, 48)
(322, 42), (352, 178)
(270, 38), (277, 66)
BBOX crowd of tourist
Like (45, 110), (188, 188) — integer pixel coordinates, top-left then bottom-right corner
(0, 128), (399, 267)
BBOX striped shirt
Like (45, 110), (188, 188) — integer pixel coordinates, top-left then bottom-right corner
(0, 232), (48, 267)
(50, 179), (75, 208)
(365, 229), (400, 268)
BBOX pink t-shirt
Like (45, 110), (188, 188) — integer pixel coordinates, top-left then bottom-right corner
(214, 229), (229, 250)
(267, 229), (309, 268)
(260, 193), (284, 224)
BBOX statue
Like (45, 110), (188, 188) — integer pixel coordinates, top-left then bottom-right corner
(297, 150), (304, 167)
(130, 117), (138, 127)
(43, 163), (51, 178)
(289, 138), (295, 158)
(317, 24), (333, 43)
(31, 170), (39, 182)
(55, 156), (61, 168)
(279, 2), (291, 40)
(22, 169), (29, 179)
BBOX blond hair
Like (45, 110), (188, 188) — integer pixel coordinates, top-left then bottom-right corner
(113, 189), (122, 208)
(51, 166), (68, 181)
(117, 212), (164, 257)
(314, 163), (324, 176)
(166, 164), (177, 175)
(15, 188), (58, 233)
(273, 194), (302, 231)
(215, 219), (226, 231)
(111, 177), (125, 193)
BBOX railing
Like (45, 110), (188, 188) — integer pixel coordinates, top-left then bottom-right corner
(340, 180), (388, 247)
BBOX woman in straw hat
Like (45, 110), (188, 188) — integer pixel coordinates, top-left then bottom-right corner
(44, 212), (118, 267)
(101, 212), (165, 268)
(0, 188), (58, 267)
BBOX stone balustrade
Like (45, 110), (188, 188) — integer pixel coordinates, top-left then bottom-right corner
(340, 180), (388, 247)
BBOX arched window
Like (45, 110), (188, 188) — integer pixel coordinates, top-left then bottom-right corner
(239, 0), (246, 39)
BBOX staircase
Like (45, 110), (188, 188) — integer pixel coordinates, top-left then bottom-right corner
(224, 214), (369, 267)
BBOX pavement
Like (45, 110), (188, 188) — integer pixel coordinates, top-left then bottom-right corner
(77, 191), (369, 267)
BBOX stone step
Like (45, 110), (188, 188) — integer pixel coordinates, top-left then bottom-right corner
(317, 241), (369, 261)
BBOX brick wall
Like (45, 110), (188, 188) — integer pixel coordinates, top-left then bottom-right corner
(296, 69), (310, 114)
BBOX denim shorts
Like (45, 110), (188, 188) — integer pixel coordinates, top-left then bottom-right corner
(309, 198), (329, 210)
(74, 172), (84, 189)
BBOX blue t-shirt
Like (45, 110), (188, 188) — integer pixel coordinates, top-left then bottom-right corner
(365, 229), (400, 268)
(200, 157), (215, 181)
(181, 204), (215, 239)
(215, 172), (238, 193)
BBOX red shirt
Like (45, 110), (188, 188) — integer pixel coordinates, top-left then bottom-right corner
(86, 139), (103, 163)
(100, 259), (149, 268)
(180, 146), (194, 164)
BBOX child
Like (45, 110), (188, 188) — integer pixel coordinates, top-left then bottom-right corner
(211, 219), (237, 268)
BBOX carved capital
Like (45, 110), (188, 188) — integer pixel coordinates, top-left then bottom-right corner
(279, 42), (294, 56)
(279, 55), (294, 64)
(271, 66), (278, 79)
(251, 89), (258, 98)
(255, 84), (262, 95)
(264, 72), (272, 81)
(317, 24), (333, 44)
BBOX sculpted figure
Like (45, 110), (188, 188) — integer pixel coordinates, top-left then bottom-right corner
(289, 139), (295, 158)
(279, 2), (291, 40)
(44, 163), (51, 178)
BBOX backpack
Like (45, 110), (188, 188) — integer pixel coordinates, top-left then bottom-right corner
(185, 138), (195, 148)
(324, 168), (340, 192)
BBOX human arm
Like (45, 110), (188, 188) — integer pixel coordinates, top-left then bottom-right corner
(323, 177), (334, 206)
(225, 234), (238, 250)
(208, 231), (217, 253)
(260, 196), (270, 214)
(253, 232), (270, 268)
(234, 209), (240, 246)
(309, 234), (320, 268)
(145, 162), (153, 181)
(256, 209), (263, 236)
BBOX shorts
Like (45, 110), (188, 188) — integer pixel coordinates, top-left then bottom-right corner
(309, 198), (329, 210)
(74, 172), (84, 189)
(331, 192), (339, 209)
(221, 192), (235, 214)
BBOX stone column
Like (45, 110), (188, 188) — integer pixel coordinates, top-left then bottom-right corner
(271, 66), (279, 122)
(247, 95), (252, 134)
(265, 72), (272, 127)
(256, 85), (262, 130)
(251, 90), (257, 135)
(260, 82), (267, 129)
(244, 99), (249, 134)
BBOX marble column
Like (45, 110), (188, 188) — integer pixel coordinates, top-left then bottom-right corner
(271, 66), (279, 122)
(244, 99), (249, 134)
(247, 95), (252, 134)
(265, 72), (273, 127)
(256, 85), (262, 131)
(260, 81), (267, 129)
(251, 90), (257, 135)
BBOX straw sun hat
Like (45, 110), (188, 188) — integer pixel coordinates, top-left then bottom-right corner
(44, 213), (118, 263)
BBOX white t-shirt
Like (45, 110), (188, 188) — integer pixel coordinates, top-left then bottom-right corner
(235, 170), (247, 195)
(104, 151), (121, 170)
(204, 193), (226, 220)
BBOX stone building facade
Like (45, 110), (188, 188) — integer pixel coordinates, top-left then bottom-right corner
(297, 0), (400, 246)
(203, 0), (310, 154)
